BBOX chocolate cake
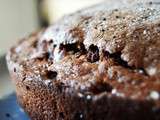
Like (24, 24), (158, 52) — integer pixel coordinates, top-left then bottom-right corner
(6, 0), (160, 120)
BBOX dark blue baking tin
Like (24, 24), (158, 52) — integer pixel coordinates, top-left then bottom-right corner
(0, 93), (29, 120)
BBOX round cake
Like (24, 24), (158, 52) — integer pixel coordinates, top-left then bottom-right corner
(6, 1), (160, 120)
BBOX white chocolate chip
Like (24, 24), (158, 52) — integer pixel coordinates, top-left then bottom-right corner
(98, 61), (106, 74)
(86, 95), (92, 100)
(146, 67), (157, 76)
(112, 89), (125, 97)
(117, 76), (126, 83)
(149, 91), (159, 100)
(138, 69), (144, 74)
(44, 80), (51, 85)
(80, 114), (83, 118)
(111, 89), (117, 94)
(107, 67), (114, 79)
(78, 93), (84, 98)
(143, 30), (147, 34)
(116, 92), (125, 97)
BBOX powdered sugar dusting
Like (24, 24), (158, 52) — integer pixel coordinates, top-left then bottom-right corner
(146, 67), (157, 76)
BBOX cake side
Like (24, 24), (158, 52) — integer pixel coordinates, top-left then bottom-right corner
(6, 39), (159, 120)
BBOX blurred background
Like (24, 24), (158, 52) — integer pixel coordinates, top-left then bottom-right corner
(0, 0), (104, 98)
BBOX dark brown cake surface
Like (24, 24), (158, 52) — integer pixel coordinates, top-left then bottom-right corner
(6, 0), (160, 120)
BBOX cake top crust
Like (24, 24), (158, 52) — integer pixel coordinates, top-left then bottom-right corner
(39, 1), (160, 76)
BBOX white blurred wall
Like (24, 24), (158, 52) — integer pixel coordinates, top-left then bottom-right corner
(0, 0), (39, 55)
(46, 0), (104, 24)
